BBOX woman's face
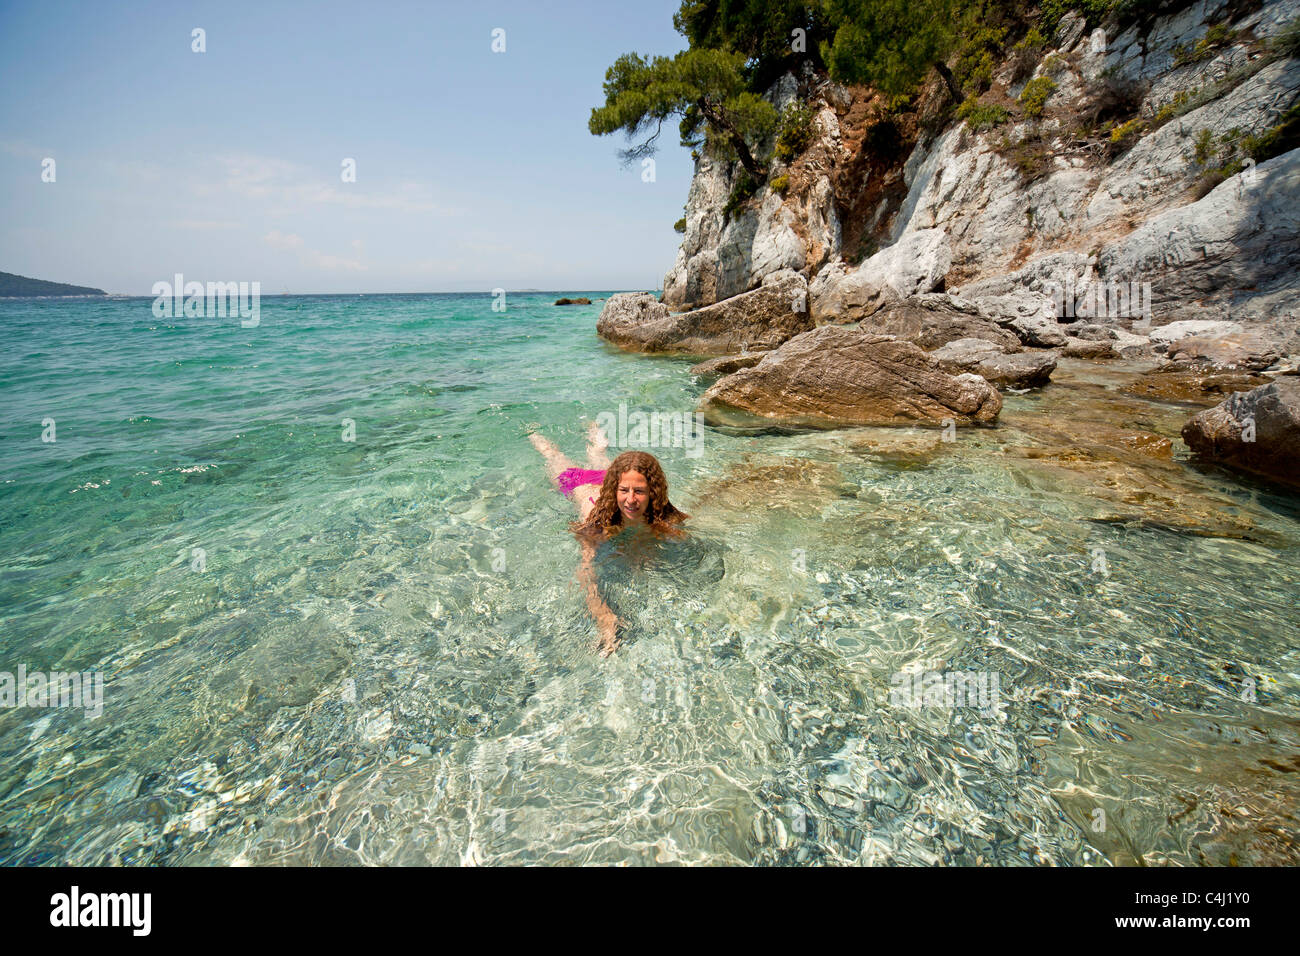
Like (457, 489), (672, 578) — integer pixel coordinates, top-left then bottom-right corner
(615, 470), (649, 523)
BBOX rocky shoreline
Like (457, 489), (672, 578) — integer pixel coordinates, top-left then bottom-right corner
(600, 278), (1299, 491)
(599, 0), (1300, 495)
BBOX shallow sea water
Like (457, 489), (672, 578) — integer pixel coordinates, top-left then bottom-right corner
(1, 294), (1297, 865)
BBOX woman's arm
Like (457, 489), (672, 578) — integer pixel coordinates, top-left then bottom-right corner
(577, 536), (620, 657)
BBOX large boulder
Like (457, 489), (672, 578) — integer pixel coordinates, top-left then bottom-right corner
(596, 274), (813, 356)
(1148, 320), (1243, 348)
(929, 338), (1058, 389)
(1164, 333), (1282, 372)
(1181, 378), (1300, 488)
(1111, 328), (1155, 357)
(862, 294), (1022, 351)
(595, 292), (671, 338)
(697, 326), (1002, 428)
(1063, 336), (1118, 359)
(811, 229), (952, 322)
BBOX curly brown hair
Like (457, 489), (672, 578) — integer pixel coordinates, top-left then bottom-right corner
(570, 450), (688, 539)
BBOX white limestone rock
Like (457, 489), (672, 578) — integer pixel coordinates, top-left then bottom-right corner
(813, 229), (952, 322)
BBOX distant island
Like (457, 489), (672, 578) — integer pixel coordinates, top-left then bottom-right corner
(0, 271), (107, 297)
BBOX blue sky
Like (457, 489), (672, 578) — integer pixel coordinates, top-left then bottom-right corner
(0, 0), (695, 293)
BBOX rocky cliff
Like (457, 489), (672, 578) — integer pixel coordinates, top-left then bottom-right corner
(662, 0), (1300, 345)
(600, 0), (1300, 488)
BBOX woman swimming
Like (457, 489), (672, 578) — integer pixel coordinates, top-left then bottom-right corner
(529, 421), (688, 657)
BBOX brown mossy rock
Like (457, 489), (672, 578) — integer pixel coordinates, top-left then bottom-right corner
(596, 275), (813, 356)
(698, 327), (1002, 429)
(554, 297), (592, 305)
(1181, 379), (1300, 489)
(994, 393), (1280, 540)
(1001, 443), (1271, 541)
(1120, 370), (1272, 405)
(1163, 333), (1282, 372)
(1003, 414), (1175, 462)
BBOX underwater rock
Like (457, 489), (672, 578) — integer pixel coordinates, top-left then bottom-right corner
(691, 456), (850, 519)
(201, 616), (350, 721)
(1120, 369), (1272, 405)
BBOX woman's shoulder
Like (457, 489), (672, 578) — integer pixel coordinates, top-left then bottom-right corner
(655, 516), (689, 538)
(571, 521), (611, 542)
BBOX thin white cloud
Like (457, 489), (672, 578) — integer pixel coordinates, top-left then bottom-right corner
(406, 238), (550, 279)
(306, 250), (367, 272)
(177, 219), (241, 231)
(263, 229), (305, 250)
(213, 154), (462, 216)
(0, 140), (52, 159)
(263, 229), (365, 272)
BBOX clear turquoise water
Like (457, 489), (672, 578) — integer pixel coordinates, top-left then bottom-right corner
(1, 294), (1298, 865)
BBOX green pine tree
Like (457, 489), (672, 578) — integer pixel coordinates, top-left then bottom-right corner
(588, 48), (779, 179)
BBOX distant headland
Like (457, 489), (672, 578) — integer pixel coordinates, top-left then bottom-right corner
(0, 271), (107, 297)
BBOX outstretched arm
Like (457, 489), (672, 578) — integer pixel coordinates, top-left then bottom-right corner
(577, 536), (620, 657)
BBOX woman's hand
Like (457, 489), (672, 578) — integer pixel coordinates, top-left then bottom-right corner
(597, 613), (621, 658)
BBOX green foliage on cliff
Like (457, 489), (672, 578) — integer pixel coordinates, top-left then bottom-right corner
(722, 172), (760, 220)
(1110, 116), (1143, 143)
(1192, 128), (1216, 166)
(1272, 16), (1300, 58)
(591, 0), (982, 175)
(953, 24), (1006, 94)
(820, 0), (967, 100)
(1243, 102), (1300, 164)
(1018, 76), (1057, 118)
(774, 102), (817, 161)
(1188, 123), (1266, 198)
(1039, 0), (1200, 34)
(672, 0), (835, 91)
(956, 96), (1009, 130)
(1172, 24), (1238, 67)
(590, 0), (1215, 176)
